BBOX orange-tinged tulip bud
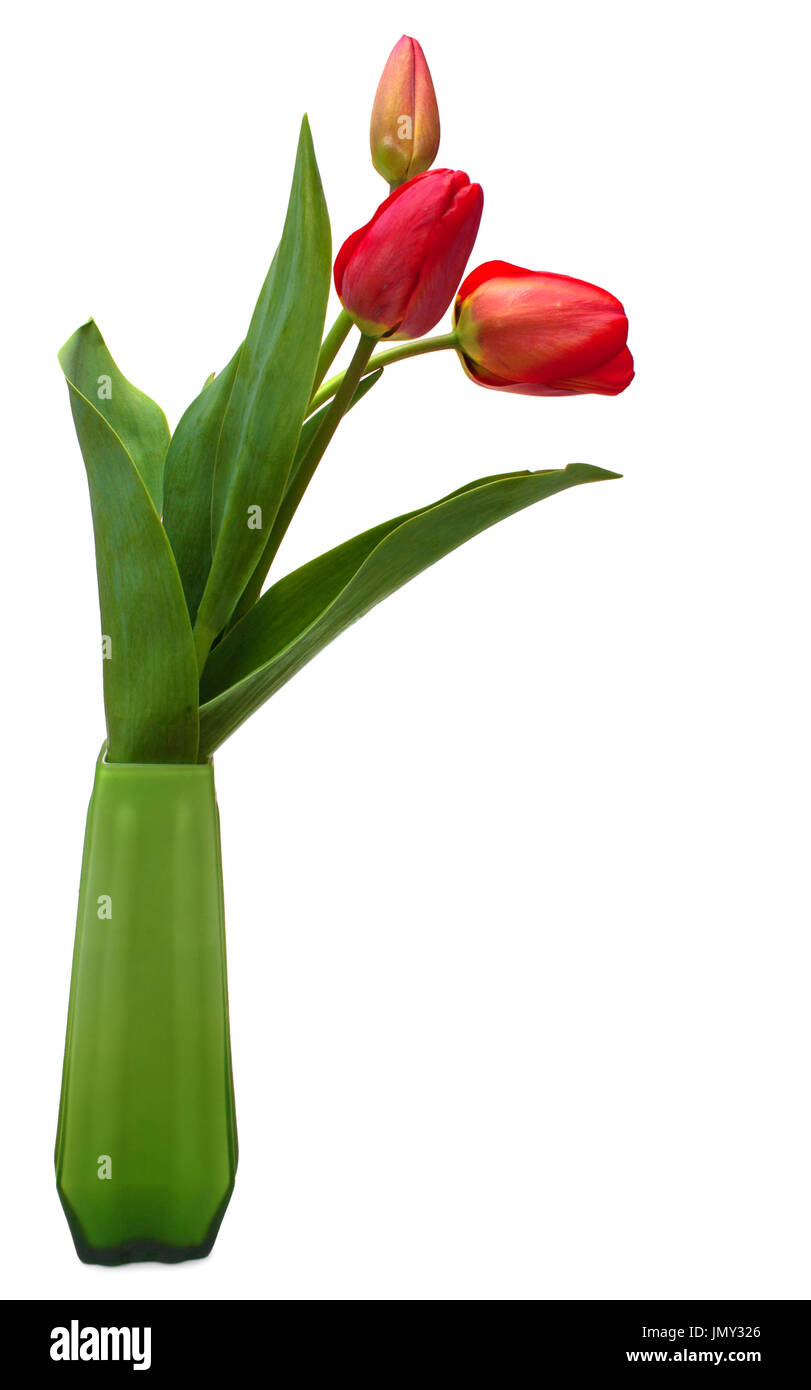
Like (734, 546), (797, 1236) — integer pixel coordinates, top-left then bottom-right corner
(370, 35), (440, 187)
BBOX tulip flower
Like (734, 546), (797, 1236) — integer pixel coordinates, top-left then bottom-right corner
(453, 261), (634, 396)
(335, 169), (483, 340)
(370, 35), (440, 187)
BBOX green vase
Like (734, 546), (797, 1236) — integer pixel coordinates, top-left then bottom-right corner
(55, 750), (238, 1265)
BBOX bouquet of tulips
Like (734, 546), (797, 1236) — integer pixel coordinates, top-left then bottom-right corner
(55, 36), (633, 1265)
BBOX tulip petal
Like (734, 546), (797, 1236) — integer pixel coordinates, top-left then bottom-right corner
(333, 173), (434, 298)
(548, 345), (636, 396)
(370, 37), (417, 185)
(410, 39), (440, 176)
(333, 223), (368, 299)
(395, 181), (483, 339)
(458, 345), (635, 397)
(455, 259), (534, 305)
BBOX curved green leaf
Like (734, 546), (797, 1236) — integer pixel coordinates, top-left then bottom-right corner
(162, 346), (241, 623)
(198, 463), (619, 754)
(59, 319), (170, 513)
(193, 115), (332, 657)
(59, 326), (199, 763)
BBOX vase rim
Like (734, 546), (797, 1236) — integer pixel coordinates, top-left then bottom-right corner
(99, 743), (214, 773)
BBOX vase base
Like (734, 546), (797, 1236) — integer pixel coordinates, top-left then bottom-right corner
(72, 1235), (217, 1267)
(58, 1184), (234, 1266)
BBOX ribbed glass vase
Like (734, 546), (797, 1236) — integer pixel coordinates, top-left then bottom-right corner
(55, 751), (238, 1264)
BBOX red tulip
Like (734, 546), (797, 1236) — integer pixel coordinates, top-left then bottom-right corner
(453, 261), (634, 396)
(370, 35), (440, 187)
(334, 169), (483, 340)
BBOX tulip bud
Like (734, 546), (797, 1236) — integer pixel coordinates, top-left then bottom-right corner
(453, 262), (634, 396)
(335, 169), (483, 341)
(370, 35), (440, 188)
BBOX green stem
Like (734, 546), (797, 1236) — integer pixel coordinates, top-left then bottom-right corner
(311, 309), (353, 397)
(309, 331), (458, 414)
(228, 334), (379, 625)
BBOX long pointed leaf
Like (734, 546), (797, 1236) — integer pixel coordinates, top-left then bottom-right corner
(198, 463), (619, 754)
(60, 326), (199, 763)
(60, 319), (170, 513)
(193, 116), (331, 653)
(162, 346), (242, 622)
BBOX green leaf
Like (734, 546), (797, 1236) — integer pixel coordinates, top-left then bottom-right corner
(59, 325), (200, 763)
(198, 463), (619, 754)
(58, 318), (170, 513)
(193, 115), (332, 658)
(162, 346), (242, 623)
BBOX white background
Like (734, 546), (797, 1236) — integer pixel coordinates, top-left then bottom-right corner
(1, 0), (809, 1300)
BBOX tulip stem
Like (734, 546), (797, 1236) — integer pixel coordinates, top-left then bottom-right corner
(311, 308), (354, 397)
(368, 332), (459, 372)
(308, 331), (458, 414)
(228, 334), (379, 625)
